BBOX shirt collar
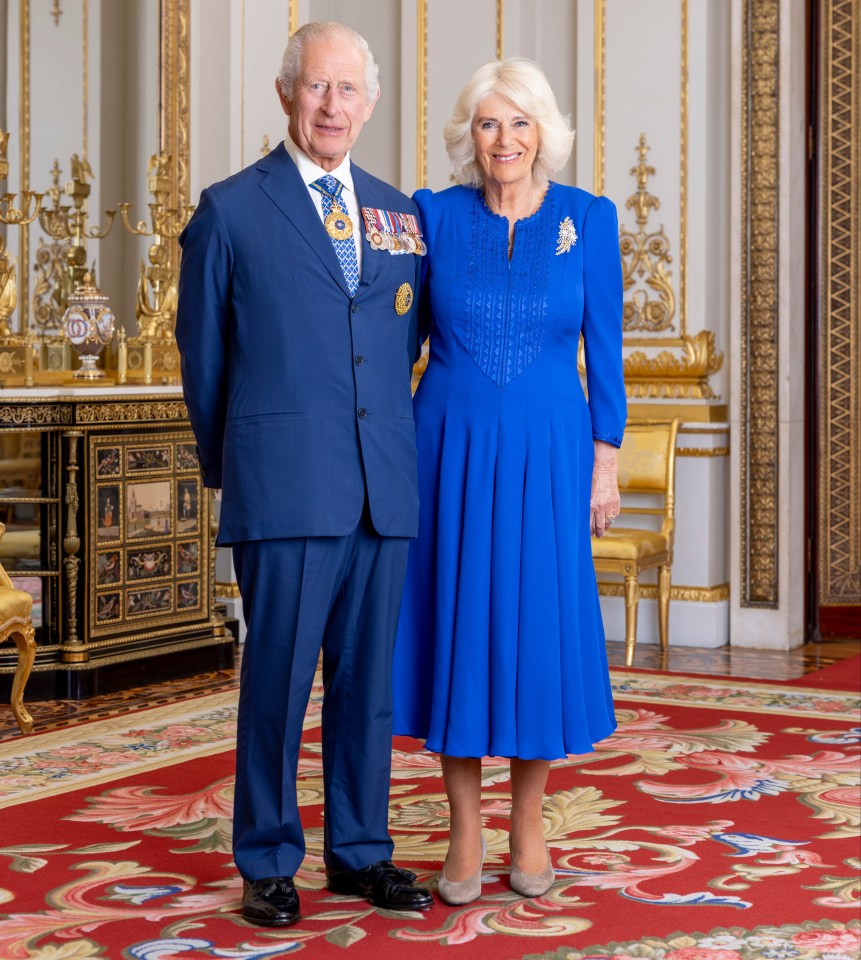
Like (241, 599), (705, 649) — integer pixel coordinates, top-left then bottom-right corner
(284, 133), (355, 194)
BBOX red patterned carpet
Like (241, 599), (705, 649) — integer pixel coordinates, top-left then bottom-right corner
(0, 665), (858, 960)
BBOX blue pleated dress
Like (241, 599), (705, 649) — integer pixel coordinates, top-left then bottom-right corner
(392, 183), (627, 760)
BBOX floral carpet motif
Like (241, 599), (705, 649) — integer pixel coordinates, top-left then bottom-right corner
(0, 669), (858, 959)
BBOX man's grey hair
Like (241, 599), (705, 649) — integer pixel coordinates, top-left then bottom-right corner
(276, 21), (380, 103)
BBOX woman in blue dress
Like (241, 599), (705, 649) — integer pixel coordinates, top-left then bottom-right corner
(392, 59), (626, 904)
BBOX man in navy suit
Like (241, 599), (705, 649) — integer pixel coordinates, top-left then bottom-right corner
(176, 21), (431, 925)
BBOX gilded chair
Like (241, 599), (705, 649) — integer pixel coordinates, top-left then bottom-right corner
(591, 419), (681, 667)
(0, 522), (37, 734)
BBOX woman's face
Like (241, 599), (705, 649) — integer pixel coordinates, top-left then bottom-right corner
(472, 93), (539, 188)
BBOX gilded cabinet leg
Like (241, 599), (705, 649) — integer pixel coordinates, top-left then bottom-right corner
(623, 573), (640, 667)
(10, 624), (36, 735)
(658, 564), (671, 658)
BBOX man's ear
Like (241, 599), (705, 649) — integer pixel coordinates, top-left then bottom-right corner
(363, 85), (381, 122)
(275, 77), (291, 116)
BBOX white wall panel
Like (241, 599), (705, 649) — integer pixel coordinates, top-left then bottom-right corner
(190, 0), (232, 199)
(426, 0), (496, 191)
(503, 0), (578, 187)
(604, 0), (682, 310)
(242, 0), (292, 172)
(306, 0), (402, 186)
(688, 0), (730, 399)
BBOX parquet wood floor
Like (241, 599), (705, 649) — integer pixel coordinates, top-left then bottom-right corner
(1, 638), (857, 741)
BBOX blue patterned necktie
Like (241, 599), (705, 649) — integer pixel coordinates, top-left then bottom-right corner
(311, 174), (360, 296)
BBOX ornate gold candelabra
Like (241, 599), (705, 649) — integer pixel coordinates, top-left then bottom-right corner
(118, 152), (194, 382)
(0, 129), (43, 380)
(32, 161), (76, 338)
(37, 152), (116, 294)
(32, 152), (116, 378)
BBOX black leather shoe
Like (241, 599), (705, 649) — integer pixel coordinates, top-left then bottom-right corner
(242, 876), (301, 926)
(326, 860), (434, 910)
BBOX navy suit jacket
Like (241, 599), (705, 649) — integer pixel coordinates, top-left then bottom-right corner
(176, 143), (421, 544)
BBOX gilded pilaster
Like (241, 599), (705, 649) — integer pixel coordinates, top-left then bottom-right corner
(817, 0), (860, 606)
(159, 0), (190, 281)
(739, 0), (780, 607)
(416, 0), (427, 190)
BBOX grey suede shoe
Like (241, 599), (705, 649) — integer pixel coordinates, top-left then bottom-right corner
(509, 847), (555, 898)
(437, 836), (487, 906)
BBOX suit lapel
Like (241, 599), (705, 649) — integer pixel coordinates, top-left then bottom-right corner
(257, 143), (351, 298)
(350, 163), (383, 291)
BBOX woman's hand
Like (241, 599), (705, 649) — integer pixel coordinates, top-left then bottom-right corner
(590, 441), (621, 538)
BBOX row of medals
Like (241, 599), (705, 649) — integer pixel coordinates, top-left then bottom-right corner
(325, 201), (426, 255)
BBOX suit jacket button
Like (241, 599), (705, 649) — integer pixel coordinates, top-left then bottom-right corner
(358, 408), (367, 419)
(351, 304), (359, 313)
(355, 355), (364, 365)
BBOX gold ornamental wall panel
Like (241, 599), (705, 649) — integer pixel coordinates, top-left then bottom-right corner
(817, 0), (860, 607)
(739, 0), (780, 608)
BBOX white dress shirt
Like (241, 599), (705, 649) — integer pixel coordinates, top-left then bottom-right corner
(284, 134), (363, 272)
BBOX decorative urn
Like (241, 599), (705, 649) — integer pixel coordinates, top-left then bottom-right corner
(62, 272), (115, 379)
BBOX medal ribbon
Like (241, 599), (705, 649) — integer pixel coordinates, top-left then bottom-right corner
(361, 207), (423, 238)
(310, 178), (346, 206)
(311, 175), (359, 295)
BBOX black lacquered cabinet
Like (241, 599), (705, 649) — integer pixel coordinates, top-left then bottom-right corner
(0, 388), (233, 698)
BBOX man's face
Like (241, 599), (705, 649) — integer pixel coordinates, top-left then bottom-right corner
(278, 37), (379, 171)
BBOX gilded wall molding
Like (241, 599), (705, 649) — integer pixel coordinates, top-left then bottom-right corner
(598, 581), (729, 603)
(678, 0), (688, 341)
(676, 446), (730, 458)
(623, 330), (723, 399)
(159, 0), (190, 285)
(82, 0), (88, 159)
(593, 0), (605, 196)
(416, 0), (427, 189)
(216, 580), (242, 599)
(496, 0), (504, 60)
(817, 0), (860, 605)
(18, 0), (31, 333)
(739, 0), (780, 608)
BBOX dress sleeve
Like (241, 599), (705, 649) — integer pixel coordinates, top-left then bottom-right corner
(581, 195), (626, 448)
(412, 188), (435, 350)
(175, 187), (233, 488)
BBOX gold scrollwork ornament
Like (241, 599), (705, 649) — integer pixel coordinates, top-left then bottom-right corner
(620, 135), (675, 333)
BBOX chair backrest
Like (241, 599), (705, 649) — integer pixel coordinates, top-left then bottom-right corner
(616, 419), (681, 540)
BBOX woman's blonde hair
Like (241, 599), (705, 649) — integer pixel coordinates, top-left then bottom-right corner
(444, 58), (574, 187)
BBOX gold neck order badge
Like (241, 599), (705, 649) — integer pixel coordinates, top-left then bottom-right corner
(311, 178), (354, 241)
(324, 202), (353, 241)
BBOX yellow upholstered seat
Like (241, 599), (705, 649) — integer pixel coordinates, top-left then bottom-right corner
(591, 528), (668, 561)
(0, 522), (36, 734)
(591, 419), (680, 667)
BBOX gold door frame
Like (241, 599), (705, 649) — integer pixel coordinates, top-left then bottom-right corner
(816, 0), (860, 613)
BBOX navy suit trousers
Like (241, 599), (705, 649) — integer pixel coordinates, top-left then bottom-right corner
(231, 510), (410, 881)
